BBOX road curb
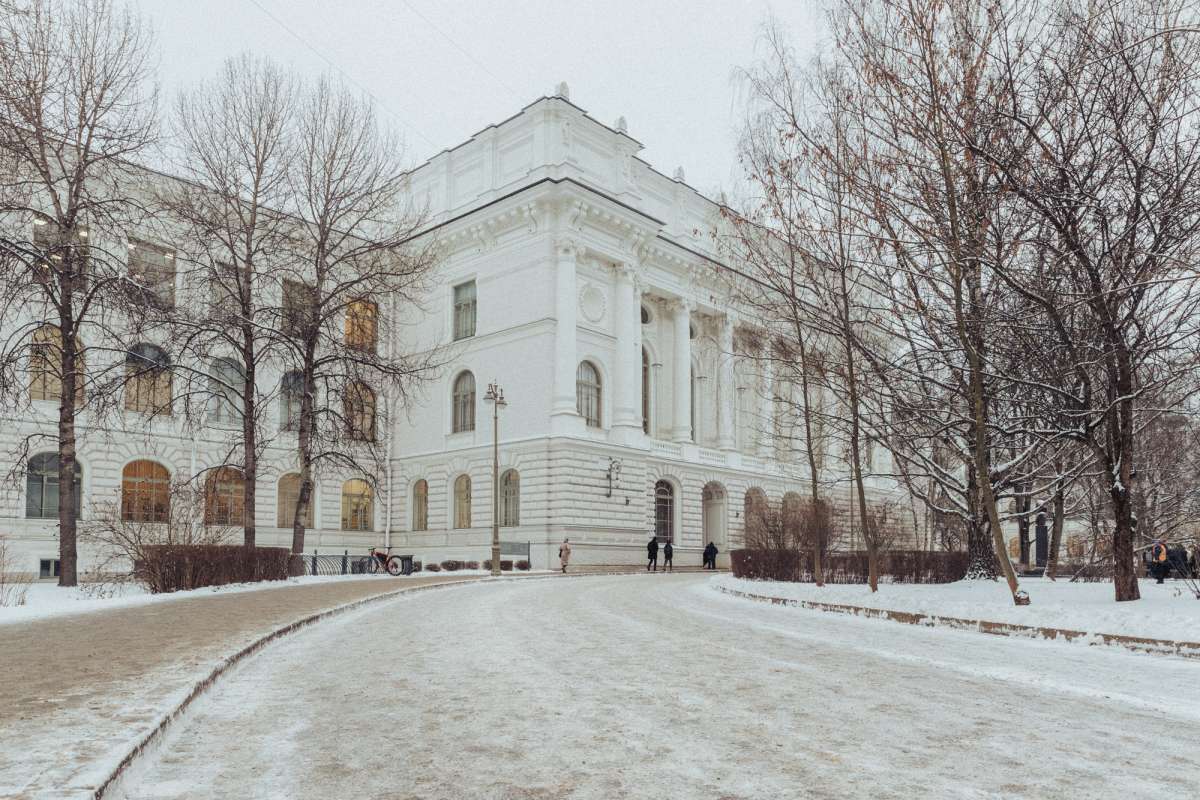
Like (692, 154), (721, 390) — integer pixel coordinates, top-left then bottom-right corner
(90, 568), (650, 799)
(711, 583), (1200, 660)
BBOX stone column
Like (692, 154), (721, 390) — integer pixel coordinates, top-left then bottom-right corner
(612, 264), (639, 432)
(716, 314), (736, 450)
(758, 347), (774, 458)
(552, 240), (579, 419)
(672, 299), (693, 443)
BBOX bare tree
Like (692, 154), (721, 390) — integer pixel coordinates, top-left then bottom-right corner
(281, 76), (441, 572)
(963, 0), (1200, 600)
(0, 0), (156, 586)
(158, 54), (298, 547)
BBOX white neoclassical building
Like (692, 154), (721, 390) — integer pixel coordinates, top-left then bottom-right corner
(0, 87), (910, 576)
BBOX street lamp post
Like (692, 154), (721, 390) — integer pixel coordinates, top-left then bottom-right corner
(484, 381), (507, 576)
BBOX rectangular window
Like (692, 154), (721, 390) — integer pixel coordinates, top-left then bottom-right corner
(345, 299), (378, 352)
(452, 281), (476, 340)
(210, 262), (240, 317)
(39, 558), (61, 579)
(127, 241), (177, 309)
(32, 221), (88, 286)
(282, 279), (318, 338)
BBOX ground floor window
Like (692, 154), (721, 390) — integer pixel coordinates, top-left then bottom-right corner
(654, 480), (674, 543)
(39, 558), (61, 579)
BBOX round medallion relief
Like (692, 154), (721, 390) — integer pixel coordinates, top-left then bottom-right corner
(579, 284), (606, 324)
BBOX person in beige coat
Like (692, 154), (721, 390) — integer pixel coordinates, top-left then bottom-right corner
(559, 539), (572, 573)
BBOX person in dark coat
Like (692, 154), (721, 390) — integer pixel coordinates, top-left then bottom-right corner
(703, 542), (718, 570)
(647, 535), (659, 571)
(663, 541), (673, 572)
(1150, 540), (1169, 584)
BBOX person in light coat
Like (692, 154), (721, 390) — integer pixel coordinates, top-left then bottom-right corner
(559, 539), (572, 573)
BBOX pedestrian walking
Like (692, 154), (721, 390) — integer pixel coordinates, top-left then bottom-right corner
(1150, 539), (1169, 584)
(559, 538), (572, 573)
(663, 541), (673, 572)
(703, 541), (718, 570)
(647, 535), (659, 572)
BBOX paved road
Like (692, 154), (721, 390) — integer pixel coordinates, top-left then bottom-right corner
(119, 574), (1200, 799)
(0, 574), (478, 798)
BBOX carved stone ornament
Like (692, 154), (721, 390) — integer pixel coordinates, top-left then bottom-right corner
(579, 283), (607, 324)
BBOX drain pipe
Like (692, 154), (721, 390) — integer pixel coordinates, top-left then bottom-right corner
(383, 292), (398, 550)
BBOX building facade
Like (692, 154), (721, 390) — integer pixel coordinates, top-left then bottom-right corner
(0, 88), (909, 576)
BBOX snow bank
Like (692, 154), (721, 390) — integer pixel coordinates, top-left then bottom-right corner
(712, 574), (1200, 642)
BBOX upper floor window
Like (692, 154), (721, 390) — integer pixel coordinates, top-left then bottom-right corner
(341, 479), (374, 531)
(345, 298), (378, 352)
(453, 281), (476, 340)
(32, 219), (88, 286)
(210, 261), (240, 318)
(277, 473), (313, 528)
(204, 466), (245, 526)
(127, 240), (176, 309)
(280, 371), (304, 432)
(452, 371), (475, 433)
(642, 348), (651, 435)
(29, 324), (84, 404)
(412, 479), (428, 531)
(26, 453), (81, 519)
(124, 343), (172, 416)
(122, 460), (170, 523)
(208, 358), (244, 425)
(344, 381), (377, 442)
(282, 279), (317, 338)
(576, 361), (601, 428)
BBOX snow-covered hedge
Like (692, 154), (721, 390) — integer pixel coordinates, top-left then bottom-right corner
(731, 549), (968, 584)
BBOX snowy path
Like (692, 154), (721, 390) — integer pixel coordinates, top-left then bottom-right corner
(120, 574), (1200, 799)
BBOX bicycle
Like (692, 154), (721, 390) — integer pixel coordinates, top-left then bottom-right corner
(366, 546), (404, 576)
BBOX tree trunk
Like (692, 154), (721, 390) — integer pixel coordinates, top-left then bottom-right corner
(57, 338), (79, 587)
(1046, 475), (1065, 580)
(964, 464), (997, 578)
(289, 370), (316, 576)
(241, 346), (257, 548)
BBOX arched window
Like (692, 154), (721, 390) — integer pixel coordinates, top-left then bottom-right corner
(345, 298), (378, 352)
(412, 479), (428, 531)
(204, 467), (245, 526)
(452, 371), (475, 433)
(29, 325), (84, 403)
(277, 473), (312, 528)
(26, 453), (81, 519)
(642, 348), (651, 435)
(576, 361), (601, 427)
(641, 305), (651, 325)
(744, 488), (768, 542)
(453, 474), (472, 529)
(280, 371), (304, 431)
(124, 343), (172, 416)
(208, 358), (244, 424)
(341, 479), (374, 531)
(121, 460), (170, 523)
(654, 480), (674, 543)
(344, 381), (376, 441)
(500, 469), (520, 527)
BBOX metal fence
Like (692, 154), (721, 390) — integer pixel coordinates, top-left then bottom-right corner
(301, 551), (372, 576)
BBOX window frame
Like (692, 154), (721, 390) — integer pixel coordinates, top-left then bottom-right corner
(126, 239), (177, 309)
(411, 479), (429, 531)
(277, 473), (313, 529)
(500, 469), (520, 527)
(344, 381), (377, 442)
(452, 371), (476, 433)
(121, 460), (171, 523)
(654, 480), (675, 544)
(452, 280), (477, 341)
(25, 453), (82, 519)
(453, 474), (472, 529)
(576, 361), (602, 428)
(204, 466), (245, 527)
(124, 343), (173, 416)
(341, 479), (374, 532)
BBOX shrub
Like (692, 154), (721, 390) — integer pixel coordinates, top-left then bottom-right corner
(515, 560), (531, 571)
(482, 559), (515, 571)
(730, 549), (968, 584)
(440, 560), (463, 571)
(135, 545), (290, 593)
(425, 562), (441, 572)
(412, 561), (423, 572)
(465, 561), (480, 570)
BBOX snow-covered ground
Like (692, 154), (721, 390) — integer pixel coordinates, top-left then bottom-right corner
(113, 573), (1200, 800)
(0, 571), (495, 626)
(713, 574), (1200, 642)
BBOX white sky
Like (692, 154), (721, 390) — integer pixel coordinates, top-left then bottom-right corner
(139, 0), (825, 197)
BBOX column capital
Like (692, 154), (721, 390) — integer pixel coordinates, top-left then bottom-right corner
(555, 237), (582, 258)
(670, 296), (695, 314)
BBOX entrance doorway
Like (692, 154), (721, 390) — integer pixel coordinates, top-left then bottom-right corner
(702, 482), (728, 557)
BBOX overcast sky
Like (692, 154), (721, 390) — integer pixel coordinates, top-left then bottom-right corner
(140, 0), (825, 197)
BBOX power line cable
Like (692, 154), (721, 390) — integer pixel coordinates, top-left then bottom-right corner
(245, 0), (440, 151)
(397, 0), (523, 101)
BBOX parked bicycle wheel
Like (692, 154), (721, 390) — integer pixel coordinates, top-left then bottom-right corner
(386, 556), (403, 576)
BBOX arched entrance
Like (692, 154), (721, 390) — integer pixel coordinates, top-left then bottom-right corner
(702, 482), (728, 554)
